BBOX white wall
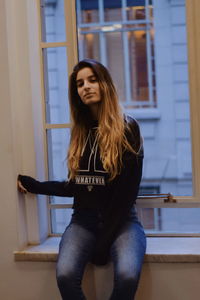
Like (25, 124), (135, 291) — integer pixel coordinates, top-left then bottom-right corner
(0, 0), (58, 299)
(0, 0), (56, 299)
(0, 0), (200, 299)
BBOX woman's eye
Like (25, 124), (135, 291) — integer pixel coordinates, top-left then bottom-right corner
(77, 82), (83, 88)
(90, 78), (97, 83)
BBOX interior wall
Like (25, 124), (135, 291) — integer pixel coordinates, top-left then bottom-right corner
(0, 0), (59, 299)
(0, 1), (200, 300)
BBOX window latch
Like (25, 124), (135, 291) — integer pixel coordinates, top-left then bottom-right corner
(164, 193), (177, 203)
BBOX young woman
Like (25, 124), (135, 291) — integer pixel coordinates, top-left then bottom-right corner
(18, 59), (146, 300)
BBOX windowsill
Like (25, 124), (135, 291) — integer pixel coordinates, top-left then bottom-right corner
(14, 237), (200, 263)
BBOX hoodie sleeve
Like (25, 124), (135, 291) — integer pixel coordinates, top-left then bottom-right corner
(18, 175), (74, 197)
(91, 117), (143, 265)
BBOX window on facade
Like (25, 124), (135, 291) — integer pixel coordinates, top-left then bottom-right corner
(77, 0), (156, 108)
(38, 0), (200, 236)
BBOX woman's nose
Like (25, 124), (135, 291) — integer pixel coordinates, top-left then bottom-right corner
(83, 80), (90, 89)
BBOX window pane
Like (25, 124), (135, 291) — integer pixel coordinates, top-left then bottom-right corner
(51, 208), (73, 234)
(104, 0), (122, 22)
(138, 208), (200, 234)
(76, 0), (192, 197)
(105, 32), (125, 102)
(47, 128), (71, 204)
(78, 33), (100, 61)
(127, 6), (146, 20)
(40, 0), (66, 43)
(129, 30), (150, 103)
(140, 0), (192, 196)
(43, 47), (70, 124)
(78, 0), (99, 23)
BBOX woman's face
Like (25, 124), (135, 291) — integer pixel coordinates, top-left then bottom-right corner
(76, 67), (101, 107)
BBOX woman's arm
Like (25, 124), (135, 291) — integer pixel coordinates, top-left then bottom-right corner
(17, 175), (74, 197)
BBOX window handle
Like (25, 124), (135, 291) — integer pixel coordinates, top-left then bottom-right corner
(138, 193), (177, 203)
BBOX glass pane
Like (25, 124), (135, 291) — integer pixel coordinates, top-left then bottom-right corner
(105, 32), (125, 102)
(138, 208), (200, 234)
(76, 1), (192, 197)
(127, 1), (153, 21)
(127, 0), (152, 7)
(43, 47), (70, 124)
(140, 0), (192, 196)
(47, 128), (71, 204)
(129, 30), (149, 102)
(78, 33), (100, 61)
(40, 0), (66, 43)
(77, 0), (99, 23)
(104, 0), (122, 22)
(127, 6), (146, 21)
(150, 27), (157, 103)
(51, 208), (73, 234)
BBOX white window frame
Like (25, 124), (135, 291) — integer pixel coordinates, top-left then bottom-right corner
(12, 0), (200, 246)
(36, 0), (78, 237)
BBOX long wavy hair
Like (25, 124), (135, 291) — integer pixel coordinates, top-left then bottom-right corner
(68, 59), (136, 180)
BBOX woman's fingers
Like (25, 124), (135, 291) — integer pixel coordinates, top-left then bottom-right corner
(17, 180), (27, 194)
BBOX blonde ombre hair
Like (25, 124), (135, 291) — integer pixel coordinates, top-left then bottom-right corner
(68, 59), (136, 180)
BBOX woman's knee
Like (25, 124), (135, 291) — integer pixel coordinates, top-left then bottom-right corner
(116, 268), (141, 288)
(57, 273), (70, 289)
(56, 268), (79, 289)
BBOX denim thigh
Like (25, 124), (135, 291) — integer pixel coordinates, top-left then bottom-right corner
(56, 222), (96, 279)
(56, 221), (98, 300)
(109, 207), (146, 300)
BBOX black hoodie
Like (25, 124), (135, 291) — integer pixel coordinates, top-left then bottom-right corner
(18, 115), (143, 265)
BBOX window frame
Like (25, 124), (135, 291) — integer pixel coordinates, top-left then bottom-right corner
(36, 0), (78, 237)
(22, 0), (200, 244)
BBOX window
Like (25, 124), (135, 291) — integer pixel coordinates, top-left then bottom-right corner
(36, 0), (200, 237)
(77, 0), (156, 108)
(138, 186), (161, 232)
(38, 0), (77, 235)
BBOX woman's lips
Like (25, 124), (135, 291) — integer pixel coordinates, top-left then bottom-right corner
(84, 93), (95, 98)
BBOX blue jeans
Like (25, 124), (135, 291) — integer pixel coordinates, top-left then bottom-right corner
(56, 207), (146, 300)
